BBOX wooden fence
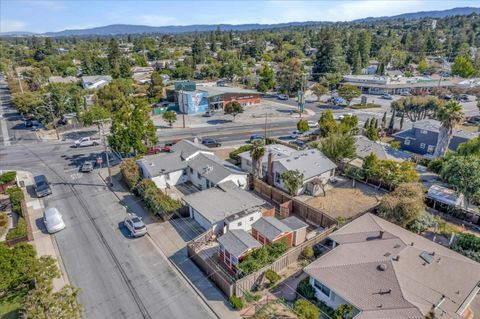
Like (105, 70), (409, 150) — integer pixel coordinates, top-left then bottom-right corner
(187, 224), (336, 298)
(253, 179), (337, 229)
(234, 226), (335, 297)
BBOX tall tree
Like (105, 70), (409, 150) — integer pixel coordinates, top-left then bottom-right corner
(280, 170), (304, 196)
(250, 140), (266, 178)
(318, 109), (338, 137)
(313, 30), (347, 78)
(451, 56), (475, 78)
(338, 84), (361, 105)
(148, 71), (164, 100)
(191, 35), (206, 66)
(440, 155), (480, 208)
(311, 83), (328, 102)
(320, 133), (356, 162)
(257, 64), (275, 92)
(433, 101), (464, 158)
(276, 58), (303, 95)
(224, 101), (244, 121)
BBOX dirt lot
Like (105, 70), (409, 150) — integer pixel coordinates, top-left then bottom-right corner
(304, 181), (383, 220)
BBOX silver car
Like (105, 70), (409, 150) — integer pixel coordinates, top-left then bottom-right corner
(124, 214), (147, 237)
(81, 161), (94, 173)
(43, 207), (66, 234)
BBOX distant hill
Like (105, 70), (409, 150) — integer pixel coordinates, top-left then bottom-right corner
(355, 6), (480, 22)
(2, 7), (479, 37)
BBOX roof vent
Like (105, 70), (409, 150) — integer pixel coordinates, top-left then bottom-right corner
(394, 244), (401, 248)
(383, 252), (391, 257)
(420, 251), (434, 264)
(393, 255), (400, 261)
(377, 263), (388, 271)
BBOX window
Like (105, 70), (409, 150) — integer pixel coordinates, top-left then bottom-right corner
(275, 172), (281, 183)
(420, 143), (426, 149)
(314, 279), (331, 298)
(237, 221), (242, 227)
(421, 129), (428, 134)
(427, 145), (435, 154)
(404, 139), (411, 146)
(231, 255), (237, 265)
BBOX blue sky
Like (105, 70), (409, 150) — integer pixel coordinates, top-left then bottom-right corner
(1, 0), (477, 33)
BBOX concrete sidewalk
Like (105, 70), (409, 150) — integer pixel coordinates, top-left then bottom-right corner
(16, 171), (70, 292)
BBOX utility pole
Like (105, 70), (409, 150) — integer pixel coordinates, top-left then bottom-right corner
(45, 94), (59, 140)
(95, 119), (113, 187)
(16, 69), (24, 94)
(297, 73), (307, 118)
(264, 112), (268, 140)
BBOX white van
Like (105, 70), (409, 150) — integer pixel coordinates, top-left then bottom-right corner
(43, 207), (65, 234)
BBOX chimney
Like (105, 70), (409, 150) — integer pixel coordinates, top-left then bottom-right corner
(267, 152), (274, 186)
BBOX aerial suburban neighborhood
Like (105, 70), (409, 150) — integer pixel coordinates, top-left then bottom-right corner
(1, 2), (480, 319)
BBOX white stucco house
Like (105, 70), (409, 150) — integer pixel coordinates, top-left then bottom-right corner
(238, 144), (296, 178)
(271, 149), (337, 196)
(136, 140), (248, 191)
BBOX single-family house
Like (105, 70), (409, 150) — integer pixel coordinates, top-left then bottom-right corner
(280, 216), (308, 246)
(426, 184), (478, 213)
(48, 76), (79, 84)
(81, 75), (112, 90)
(239, 144), (295, 178)
(131, 66), (154, 84)
(354, 136), (412, 161)
(183, 181), (273, 234)
(137, 140), (248, 190)
(304, 213), (480, 319)
(271, 149), (337, 196)
(251, 217), (293, 247)
(393, 119), (478, 156)
(217, 229), (262, 273)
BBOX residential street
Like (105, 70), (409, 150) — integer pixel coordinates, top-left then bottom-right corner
(0, 142), (217, 319)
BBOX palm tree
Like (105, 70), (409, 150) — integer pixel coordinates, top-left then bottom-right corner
(433, 101), (464, 158)
(250, 140), (266, 179)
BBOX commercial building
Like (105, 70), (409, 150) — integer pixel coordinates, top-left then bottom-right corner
(342, 75), (454, 95)
(305, 213), (480, 319)
(173, 81), (261, 114)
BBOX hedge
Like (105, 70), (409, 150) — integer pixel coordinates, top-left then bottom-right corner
(229, 144), (253, 162)
(0, 171), (16, 185)
(5, 186), (24, 215)
(265, 269), (281, 287)
(229, 295), (244, 310)
(293, 299), (320, 319)
(238, 240), (288, 276)
(6, 217), (27, 240)
(136, 180), (183, 216)
(120, 158), (141, 191)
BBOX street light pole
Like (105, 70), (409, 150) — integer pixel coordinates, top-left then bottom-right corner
(95, 119), (113, 187)
(44, 94), (60, 140)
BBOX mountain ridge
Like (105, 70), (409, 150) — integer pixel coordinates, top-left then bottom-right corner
(2, 6), (479, 37)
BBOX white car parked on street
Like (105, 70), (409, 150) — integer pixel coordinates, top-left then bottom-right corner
(43, 207), (66, 234)
(124, 213), (147, 237)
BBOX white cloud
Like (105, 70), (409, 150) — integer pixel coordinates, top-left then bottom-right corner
(1, 19), (28, 32)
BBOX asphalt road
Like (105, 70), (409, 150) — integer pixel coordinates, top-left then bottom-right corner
(1, 140), (216, 319)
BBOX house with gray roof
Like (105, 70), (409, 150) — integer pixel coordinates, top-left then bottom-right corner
(281, 216), (309, 246)
(183, 182), (272, 234)
(239, 144), (296, 178)
(81, 75), (112, 89)
(354, 136), (412, 161)
(393, 119), (478, 156)
(304, 213), (480, 319)
(137, 140), (247, 190)
(271, 149), (337, 195)
(217, 229), (261, 273)
(251, 217), (293, 247)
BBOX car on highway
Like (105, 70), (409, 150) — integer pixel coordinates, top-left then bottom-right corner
(201, 138), (222, 148)
(34, 175), (52, 198)
(80, 161), (94, 173)
(43, 207), (66, 234)
(381, 94), (393, 100)
(250, 134), (265, 142)
(74, 137), (101, 148)
(307, 120), (318, 128)
(124, 213), (147, 237)
(277, 94), (289, 100)
(289, 130), (303, 139)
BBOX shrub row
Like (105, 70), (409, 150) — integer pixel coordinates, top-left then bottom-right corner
(6, 217), (27, 241)
(136, 180), (183, 216)
(6, 186), (24, 215)
(238, 240), (288, 276)
(0, 171), (16, 185)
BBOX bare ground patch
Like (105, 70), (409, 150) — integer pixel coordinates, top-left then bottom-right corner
(303, 181), (382, 220)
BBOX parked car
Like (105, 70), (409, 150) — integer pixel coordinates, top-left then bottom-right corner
(146, 146), (162, 155)
(307, 120), (318, 128)
(381, 94), (393, 100)
(202, 111), (212, 117)
(289, 131), (302, 139)
(400, 91), (412, 96)
(124, 213), (147, 237)
(335, 112), (353, 121)
(202, 138), (221, 148)
(25, 119), (39, 127)
(43, 207), (65, 234)
(74, 137), (100, 148)
(31, 123), (40, 131)
(290, 140), (307, 149)
(458, 94), (470, 102)
(465, 116), (480, 125)
(277, 94), (289, 100)
(34, 175), (52, 198)
(80, 161), (94, 173)
(250, 134), (265, 142)
(442, 94), (453, 100)
(329, 96), (346, 105)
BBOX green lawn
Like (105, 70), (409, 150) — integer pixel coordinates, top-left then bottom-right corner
(0, 290), (26, 319)
(348, 103), (382, 109)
